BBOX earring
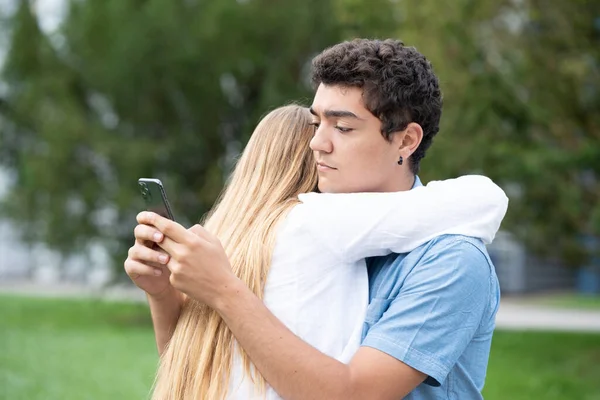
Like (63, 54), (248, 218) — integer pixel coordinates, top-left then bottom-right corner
(397, 156), (403, 166)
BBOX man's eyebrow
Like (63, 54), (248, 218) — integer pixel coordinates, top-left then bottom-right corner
(309, 107), (363, 120)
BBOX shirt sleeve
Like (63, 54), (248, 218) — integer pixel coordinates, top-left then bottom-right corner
(296, 175), (508, 263)
(361, 237), (495, 386)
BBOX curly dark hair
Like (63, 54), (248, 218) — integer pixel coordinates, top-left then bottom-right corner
(311, 39), (443, 174)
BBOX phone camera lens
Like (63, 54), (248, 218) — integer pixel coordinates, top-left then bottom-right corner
(139, 182), (150, 198)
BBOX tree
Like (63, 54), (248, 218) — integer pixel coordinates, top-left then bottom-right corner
(0, 0), (341, 277)
(390, 0), (600, 264)
(2, 0), (598, 274)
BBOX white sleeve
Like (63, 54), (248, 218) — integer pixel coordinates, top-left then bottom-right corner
(296, 175), (508, 263)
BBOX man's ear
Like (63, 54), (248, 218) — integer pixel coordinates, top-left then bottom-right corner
(394, 122), (423, 155)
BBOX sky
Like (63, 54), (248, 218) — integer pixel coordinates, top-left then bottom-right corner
(0, 0), (65, 31)
(0, 0), (66, 65)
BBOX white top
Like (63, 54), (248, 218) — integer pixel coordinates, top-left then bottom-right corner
(227, 175), (508, 399)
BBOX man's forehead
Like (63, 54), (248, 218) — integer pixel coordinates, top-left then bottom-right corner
(310, 84), (366, 117)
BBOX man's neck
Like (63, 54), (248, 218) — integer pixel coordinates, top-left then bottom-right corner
(380, 173), (416, 192)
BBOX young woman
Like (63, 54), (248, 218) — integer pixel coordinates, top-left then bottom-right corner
(139, 105), (507, 399)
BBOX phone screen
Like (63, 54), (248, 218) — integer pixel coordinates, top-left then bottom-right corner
(138, 178), (175, 220)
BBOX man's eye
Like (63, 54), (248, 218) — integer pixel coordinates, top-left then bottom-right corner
(335, 126), (352, 133)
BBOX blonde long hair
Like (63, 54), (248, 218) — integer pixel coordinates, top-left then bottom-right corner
(151, 105), (319, 400)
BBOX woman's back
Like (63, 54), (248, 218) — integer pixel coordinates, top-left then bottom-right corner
(227, 176), (508, 399)
(228, 211), (367, 399)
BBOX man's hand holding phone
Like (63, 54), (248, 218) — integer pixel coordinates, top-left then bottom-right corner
(125, 178), (192, 354)
(132, 211), (237, 308)
(124, 224), (174, 298)
(124, 178), (173, 299)
(125, 221), (187, 355)
(125, 178), (178, 300)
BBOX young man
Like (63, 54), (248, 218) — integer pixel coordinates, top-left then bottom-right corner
(127, 39), (503, 399)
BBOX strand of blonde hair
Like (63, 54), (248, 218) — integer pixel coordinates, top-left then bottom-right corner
(151, 105), (318, 400)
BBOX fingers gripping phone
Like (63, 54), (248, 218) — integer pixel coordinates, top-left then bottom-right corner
(138, 178), (175, 221)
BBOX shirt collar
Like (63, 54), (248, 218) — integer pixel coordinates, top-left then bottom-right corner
(412, 175), (423, 189)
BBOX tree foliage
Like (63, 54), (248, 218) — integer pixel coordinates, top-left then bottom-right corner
(387, 0), (600, 263)
(1, 0), (598, 274)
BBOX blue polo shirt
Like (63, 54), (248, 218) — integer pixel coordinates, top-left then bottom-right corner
(362, 177), (501, 399)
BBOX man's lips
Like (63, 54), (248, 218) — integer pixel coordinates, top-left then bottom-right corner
(316, 162), (336, 171)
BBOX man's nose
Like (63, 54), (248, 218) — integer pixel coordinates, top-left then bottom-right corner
(309, 126), (333, 153)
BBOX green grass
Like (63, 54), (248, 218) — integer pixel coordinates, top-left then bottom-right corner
(0, 295), (158, 400)
(1, 295), (599, 400)
(483, 330), (600, 400)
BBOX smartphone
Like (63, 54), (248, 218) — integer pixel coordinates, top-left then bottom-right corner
(138, 178), (175, 220)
